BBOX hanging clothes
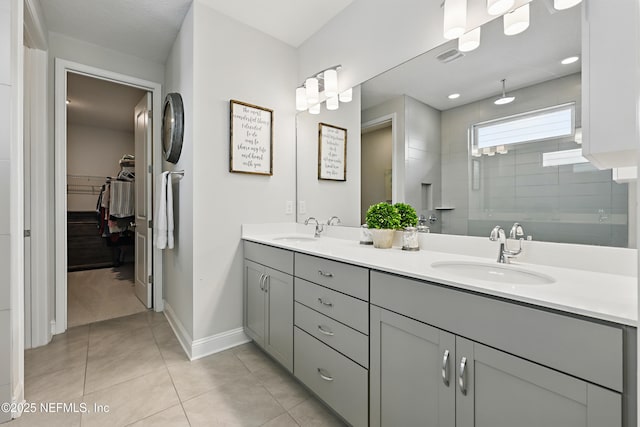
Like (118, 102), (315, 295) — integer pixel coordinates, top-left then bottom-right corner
(109, 180), (135, 218)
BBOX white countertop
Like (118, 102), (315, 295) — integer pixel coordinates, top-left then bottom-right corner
(242, 227), (637, 327)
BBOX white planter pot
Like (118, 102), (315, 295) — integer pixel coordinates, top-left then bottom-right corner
(371, 229), (395, 249)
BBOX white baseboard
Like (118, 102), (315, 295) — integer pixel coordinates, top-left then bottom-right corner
(163, 301), (194, 360)
(191, 327), (250, 361)
(162, 300), (250, 361)
(50, 320), (56, 335)
(12, 381), (24, 418)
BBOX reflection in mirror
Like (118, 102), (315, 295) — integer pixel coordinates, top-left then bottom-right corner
(296, 0), (635, 247)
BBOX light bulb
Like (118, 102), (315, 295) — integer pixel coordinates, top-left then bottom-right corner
(443, 0), (467, 40)
(296, 87), (308, 111)
(458, 27), (480, 52)
(339, 88), (353, 103)
(487, 0), (514, 15)
(554, 0), (582, 10)
(504, 4), (529, 36)
(305, 77), (319, 104)
(326, 96), (339, 111)
(324, 69), (338, 98)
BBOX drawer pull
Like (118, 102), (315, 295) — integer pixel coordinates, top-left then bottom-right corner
(317, 325), (335, 336)
(318, 270), (334, 278)
(459, 357), (468, 396)
(442, 349), (450, 387)
(317, 368), (334, 382)
(317, 298), (333, 308)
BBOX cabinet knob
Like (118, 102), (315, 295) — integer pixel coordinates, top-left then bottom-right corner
(317, 298), (333, 308)
(442, 349), (450, 387)
(317, 325), (335, 336)
(459, 357), (468, 396)
(318, 270), (334, 278)
(317, 368), (334, 382)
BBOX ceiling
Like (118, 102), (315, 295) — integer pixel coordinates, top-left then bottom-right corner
(361, 1), (582, 111)
(39, 0), (354, 66)
(66, 73), (147, 132)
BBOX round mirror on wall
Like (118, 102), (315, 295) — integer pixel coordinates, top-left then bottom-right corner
(162, 92), (185, 164)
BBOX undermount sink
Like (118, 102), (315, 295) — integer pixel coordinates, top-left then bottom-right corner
(431, 261), (555, 285)
(273, 235), (318, 243)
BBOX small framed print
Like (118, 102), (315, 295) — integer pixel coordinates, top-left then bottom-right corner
(230, 100), (273, 175)
(318, 123), (347, 181)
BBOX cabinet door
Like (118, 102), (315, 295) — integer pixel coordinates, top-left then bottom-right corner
(244, 260), (265, 347)
(264, 267), (293, 372)
(456, 337), (621, 427)
(370, 306), (455, 427)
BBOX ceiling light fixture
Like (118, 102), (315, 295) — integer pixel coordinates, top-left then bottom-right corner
(553, 0), (582, 10)
(448, 93), (461, 99)
(443, 0), (467, 40)
(487, 0), (514, 16)
(305, 77), (319, 105)
(323, 69), (338, 98)
(494, 79), (515, 105)
(561, 56), (579, 65)
(503, 4), (530, 36)
(458, 27), (481, 52)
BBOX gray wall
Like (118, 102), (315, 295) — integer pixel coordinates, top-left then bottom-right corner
(361, 126), (392, 223)
(0, 0), (12, 421)
(441, 73), (629, 247)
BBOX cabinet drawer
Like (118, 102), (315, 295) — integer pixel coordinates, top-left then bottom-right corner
(295, 278), (368, 335)
(244, 241), (293, 275)
(295, 302), (368, 368)
(371, 271), (624, 392)
(295, 253), (368, 300)
(294, 327), (368, 427)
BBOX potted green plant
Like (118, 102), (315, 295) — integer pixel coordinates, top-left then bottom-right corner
(394, 203), (418, 228)
(365, 202), (401, 249)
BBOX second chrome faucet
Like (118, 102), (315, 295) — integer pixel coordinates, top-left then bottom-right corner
(489, 223), (526, 264)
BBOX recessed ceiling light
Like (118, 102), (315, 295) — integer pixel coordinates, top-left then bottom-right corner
(561, 56), (579, 65)
(448, 93), (461, 99)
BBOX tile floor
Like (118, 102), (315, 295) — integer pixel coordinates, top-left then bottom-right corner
(15, 311), (346, 426)
(67, 265), (147, 328)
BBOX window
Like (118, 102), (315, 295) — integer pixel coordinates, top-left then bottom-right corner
(471, 103), (575, 155)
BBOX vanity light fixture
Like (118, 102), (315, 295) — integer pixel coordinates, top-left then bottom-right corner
(296, 65), (352, 114)
(487, 0), (514, 16)
(494, 79), (515, 105)
(503, 4), (530, 36)
(561, 56), (579, 65)
(458, 27), (481, 52)
(443, 0), (467, 40)
(553, 0), (582, 10)
(448, 93), (461, 99)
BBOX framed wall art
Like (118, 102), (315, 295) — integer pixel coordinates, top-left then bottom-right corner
(318, 122), (347, 181)
(230, 99), (273, 175)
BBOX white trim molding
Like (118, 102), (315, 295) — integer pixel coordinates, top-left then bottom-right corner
(54, 59), (163, 335)
(163, 301), (250, 361)
(362, 113), (400, 203)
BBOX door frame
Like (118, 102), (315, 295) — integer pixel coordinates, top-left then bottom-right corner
(361, 113), (401, 204)
(54, 58), (163, 335)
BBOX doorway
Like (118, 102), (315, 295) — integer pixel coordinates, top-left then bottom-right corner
(361, 122), (393, 224)
(54, 59), (164, 335)
(65, 73), (148, 327)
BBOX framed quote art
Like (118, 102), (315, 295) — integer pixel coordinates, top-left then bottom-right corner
(318, 123), (347, 181)
(229, 99), (273, 175)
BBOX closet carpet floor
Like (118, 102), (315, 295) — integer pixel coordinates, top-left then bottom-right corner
(67, 264), (147, 328)
(18, 312), (345, 426)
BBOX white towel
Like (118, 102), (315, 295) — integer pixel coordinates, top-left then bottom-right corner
(154, 172), (174, 249)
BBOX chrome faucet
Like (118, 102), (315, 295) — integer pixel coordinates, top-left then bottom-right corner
(327, 216), (342, 226)
(304, 217), (324, 237)
(489, 223), (525, 264)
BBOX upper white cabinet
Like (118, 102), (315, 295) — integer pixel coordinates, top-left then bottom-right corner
(581, 0), (640, 169)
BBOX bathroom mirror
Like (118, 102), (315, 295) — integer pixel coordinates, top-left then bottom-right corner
(296, 0), (634, 248)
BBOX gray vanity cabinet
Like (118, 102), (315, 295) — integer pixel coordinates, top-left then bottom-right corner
(243, 242), (294, 372)
(370, 307), (455, 427)
(371, 305), (622, 427)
